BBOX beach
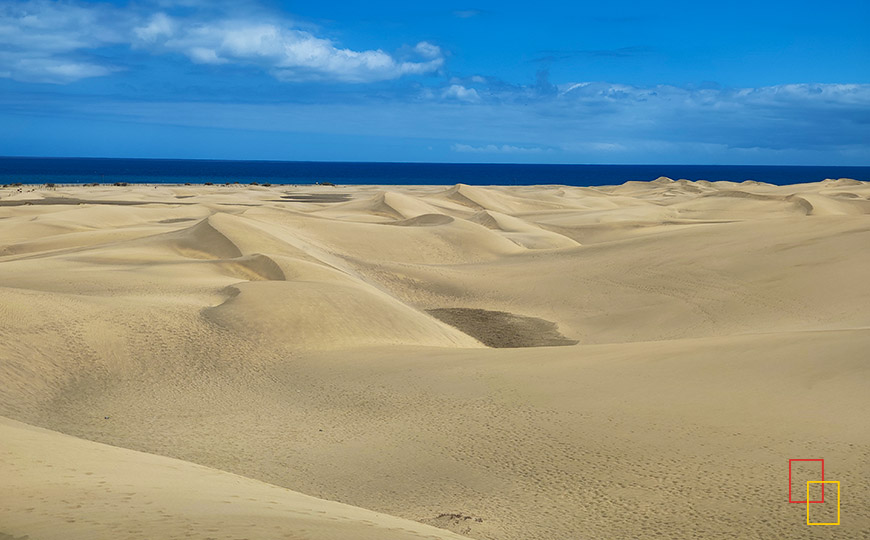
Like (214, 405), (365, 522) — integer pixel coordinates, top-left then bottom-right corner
(1, 179), (869, 539)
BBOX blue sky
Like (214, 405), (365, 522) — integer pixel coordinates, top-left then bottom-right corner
(1, 0), (868, 164)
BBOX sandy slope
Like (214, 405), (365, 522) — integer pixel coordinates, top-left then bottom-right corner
(0, 416), (469, 540)
(1, 179), (870, 540)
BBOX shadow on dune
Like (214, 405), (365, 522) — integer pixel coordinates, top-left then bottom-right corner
(427, 307), (578, 348)
(0, 197), (161, 206)
(274, 193), (353, 203)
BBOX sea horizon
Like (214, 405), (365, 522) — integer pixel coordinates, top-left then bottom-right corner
(2, 156), (869, 187)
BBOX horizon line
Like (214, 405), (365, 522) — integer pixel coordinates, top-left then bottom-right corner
(2, 155), (869, 169)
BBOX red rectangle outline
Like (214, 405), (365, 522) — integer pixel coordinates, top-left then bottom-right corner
(789, 459), (825, 504)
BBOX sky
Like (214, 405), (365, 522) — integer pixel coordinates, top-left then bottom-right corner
(1, 0), (868, 164)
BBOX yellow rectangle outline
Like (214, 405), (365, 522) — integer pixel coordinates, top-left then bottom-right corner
(806, 481), (840, 525)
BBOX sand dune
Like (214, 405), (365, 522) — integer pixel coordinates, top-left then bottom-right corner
(2, 179), (869, 540)
(315, 190), (445, 222)
(386, 214), (456, 227)
(0, 416), (470, 540)
(435, 184), (569, 214)
(467, 210), (580, 249)
(203, 279), (483, 350)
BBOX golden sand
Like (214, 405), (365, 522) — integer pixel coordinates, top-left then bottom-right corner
(1, 179), (869, 539)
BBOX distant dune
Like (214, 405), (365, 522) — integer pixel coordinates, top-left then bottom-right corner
(1, 179), (869, 539)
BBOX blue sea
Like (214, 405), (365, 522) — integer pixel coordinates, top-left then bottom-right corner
(1, 157), (868, 186)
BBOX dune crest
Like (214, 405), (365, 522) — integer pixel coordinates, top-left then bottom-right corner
(467, 210), (580, 249)
(203, 280), (484, 350)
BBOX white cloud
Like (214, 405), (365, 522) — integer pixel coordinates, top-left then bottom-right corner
(14, 80), (867, 163)
(0, 0), (128, 82)
(0, 50), (118, 83)
(452, 143), (547, 154)
(442, 84), (480, 102)
(136, 14), (445, 83)
(134, 13), (175, 43)
(560, 141), (627, 153)
(0, 0), (128, 52)
(434, 82), (870, 158)
(0, 1), (445, 84)
(414, 41), (442, 59)
(17, 57), (115, 80)
(187, 46), (226, 65)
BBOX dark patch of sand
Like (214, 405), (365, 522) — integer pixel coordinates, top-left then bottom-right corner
(275, 193), (352, 203)
(384, 214), (454, 227)
(0, 198), (144, 206)
(420, 513), (483, 537)
(0, 198), (194, 207)
(427, 308), (578, 348)
(158, 217), (198, 223)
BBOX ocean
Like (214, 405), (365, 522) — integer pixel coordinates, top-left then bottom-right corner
(1, 157), (868, 186)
